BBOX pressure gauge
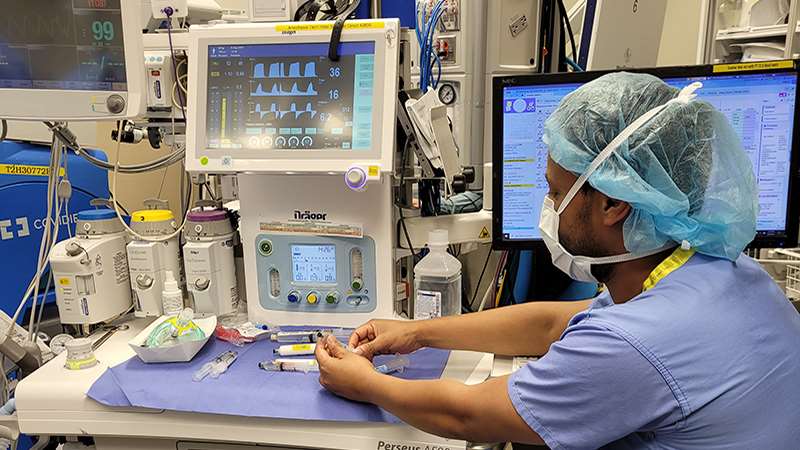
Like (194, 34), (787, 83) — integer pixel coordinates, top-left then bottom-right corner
(438, 83), (457, 106)
(49, 334), (75, 355)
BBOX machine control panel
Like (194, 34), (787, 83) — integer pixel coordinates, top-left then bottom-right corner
(255, 234), (377, 313)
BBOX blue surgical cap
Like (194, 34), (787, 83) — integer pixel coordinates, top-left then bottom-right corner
(544, 72), (758, 261)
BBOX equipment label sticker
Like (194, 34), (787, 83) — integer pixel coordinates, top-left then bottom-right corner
(415, 290), (442, 320)
(260, 221), (363, 238)
(276, 21), (385, 33)
(0, 164), (65, 177)
(713, 60), (794, 73)
(113, 251), (130, 285)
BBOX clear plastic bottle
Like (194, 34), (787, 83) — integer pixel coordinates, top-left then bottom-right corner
(162, 271), (184, 316)
(718, 0), (743, 30)
(413, 230), (462, 319)
(739, 0), (757, 28)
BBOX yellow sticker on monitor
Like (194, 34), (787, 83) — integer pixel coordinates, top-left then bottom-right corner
(275, 21), (385, 33)
(713, 60), (794, 73)
(368, 166), (380, 177)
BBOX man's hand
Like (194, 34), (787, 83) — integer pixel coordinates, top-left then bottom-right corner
(316, 335), (382, 403)
(348, 319), (422, 360)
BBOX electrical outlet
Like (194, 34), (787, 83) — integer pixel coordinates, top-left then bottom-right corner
(440, 0), (460, 31)
(434, 37), (457, 64)
(509, 14), (529, 38)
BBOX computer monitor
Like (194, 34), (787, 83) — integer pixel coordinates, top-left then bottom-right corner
(0, 0), (145, 121)
(185, 20), (400, 174)
(493, 61), (800, 250)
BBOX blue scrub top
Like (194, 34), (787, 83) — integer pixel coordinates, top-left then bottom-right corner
(508, 252), (800, 449)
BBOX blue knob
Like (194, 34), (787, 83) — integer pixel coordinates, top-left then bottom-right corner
(287, 291), (301, 303)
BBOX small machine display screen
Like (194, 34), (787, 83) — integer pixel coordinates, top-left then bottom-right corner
(205, 42), (376, 151)
(291, 245), (336, 283)
(0, 0), (127, 91)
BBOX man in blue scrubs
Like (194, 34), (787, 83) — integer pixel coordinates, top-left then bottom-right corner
(316, 73), (800, 449)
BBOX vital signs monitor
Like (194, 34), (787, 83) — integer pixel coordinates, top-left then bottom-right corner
(0, 0), (145, 120)
(186, 21), (400, 173)
(493, 61), (800, 249)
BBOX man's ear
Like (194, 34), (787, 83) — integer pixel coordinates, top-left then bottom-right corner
(601, 195), (631, 227)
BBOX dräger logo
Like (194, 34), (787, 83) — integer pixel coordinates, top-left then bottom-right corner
(294, 210), (328, 221)
(377, 441), (454, 450)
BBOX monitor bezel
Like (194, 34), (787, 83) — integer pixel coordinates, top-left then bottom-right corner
(492, 60), (800, 250)
(185, 20), (400, 174)
(0, 0), (145, 121)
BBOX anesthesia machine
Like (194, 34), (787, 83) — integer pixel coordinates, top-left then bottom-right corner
(186, 19), (401, 327)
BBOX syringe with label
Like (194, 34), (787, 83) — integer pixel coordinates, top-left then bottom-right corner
(274, 343), (316, 356)
(270, 328), (351, 344)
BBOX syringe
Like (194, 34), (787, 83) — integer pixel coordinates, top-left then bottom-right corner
(270, 328), (351, 344)
(259, 358), (319, 373)
(193, 350), (238, 382)
(274, 343), (316, 356)
(375, 355), (411, 375)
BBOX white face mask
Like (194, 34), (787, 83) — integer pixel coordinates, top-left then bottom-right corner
(539, 82), (703, 283)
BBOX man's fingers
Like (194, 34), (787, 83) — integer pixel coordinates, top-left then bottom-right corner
(349, 323), (375, 348)
(354, 339), (377, 359)
(326, 335), (347, 358)
(315, 338), (332, 365)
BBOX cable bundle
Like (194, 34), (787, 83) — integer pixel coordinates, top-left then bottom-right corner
(416, 0), (447, 92)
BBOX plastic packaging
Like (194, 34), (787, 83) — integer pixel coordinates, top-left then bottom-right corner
(0, 398), (15, 416)
(145, 308), (206, 348)
(215, 321), (271, 346)
(414, 230), (462, 319)
(375, 355), (411, 374)
(259, 358), (319, 373)
(162, 270), (184, 316)
(193, 350), (238, 382)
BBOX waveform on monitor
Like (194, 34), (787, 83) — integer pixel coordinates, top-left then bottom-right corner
(254, 102), (318, 120)
(251, 82), (318, 97)
(253, 61), (318, 79)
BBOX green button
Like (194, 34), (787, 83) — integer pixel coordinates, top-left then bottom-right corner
(326, 292), (339, 304)
(351, 278), (363, 292)
(258, 240), (273, 256)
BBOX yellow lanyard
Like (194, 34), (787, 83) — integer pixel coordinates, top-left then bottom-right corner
(642, 247), (696, 292)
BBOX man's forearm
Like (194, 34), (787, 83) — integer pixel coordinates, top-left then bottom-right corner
(366, 375), (475, 440)
(415, 300), (591, 356)
(364, 374), (543, 445)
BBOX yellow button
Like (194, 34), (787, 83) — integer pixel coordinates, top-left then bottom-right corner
(307, 293), (319, 304)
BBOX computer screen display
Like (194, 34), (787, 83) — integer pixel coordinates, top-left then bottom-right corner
(0, 0), (127, 92)
(496, 68), (799, 248)
(205, 42), (376, 151)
